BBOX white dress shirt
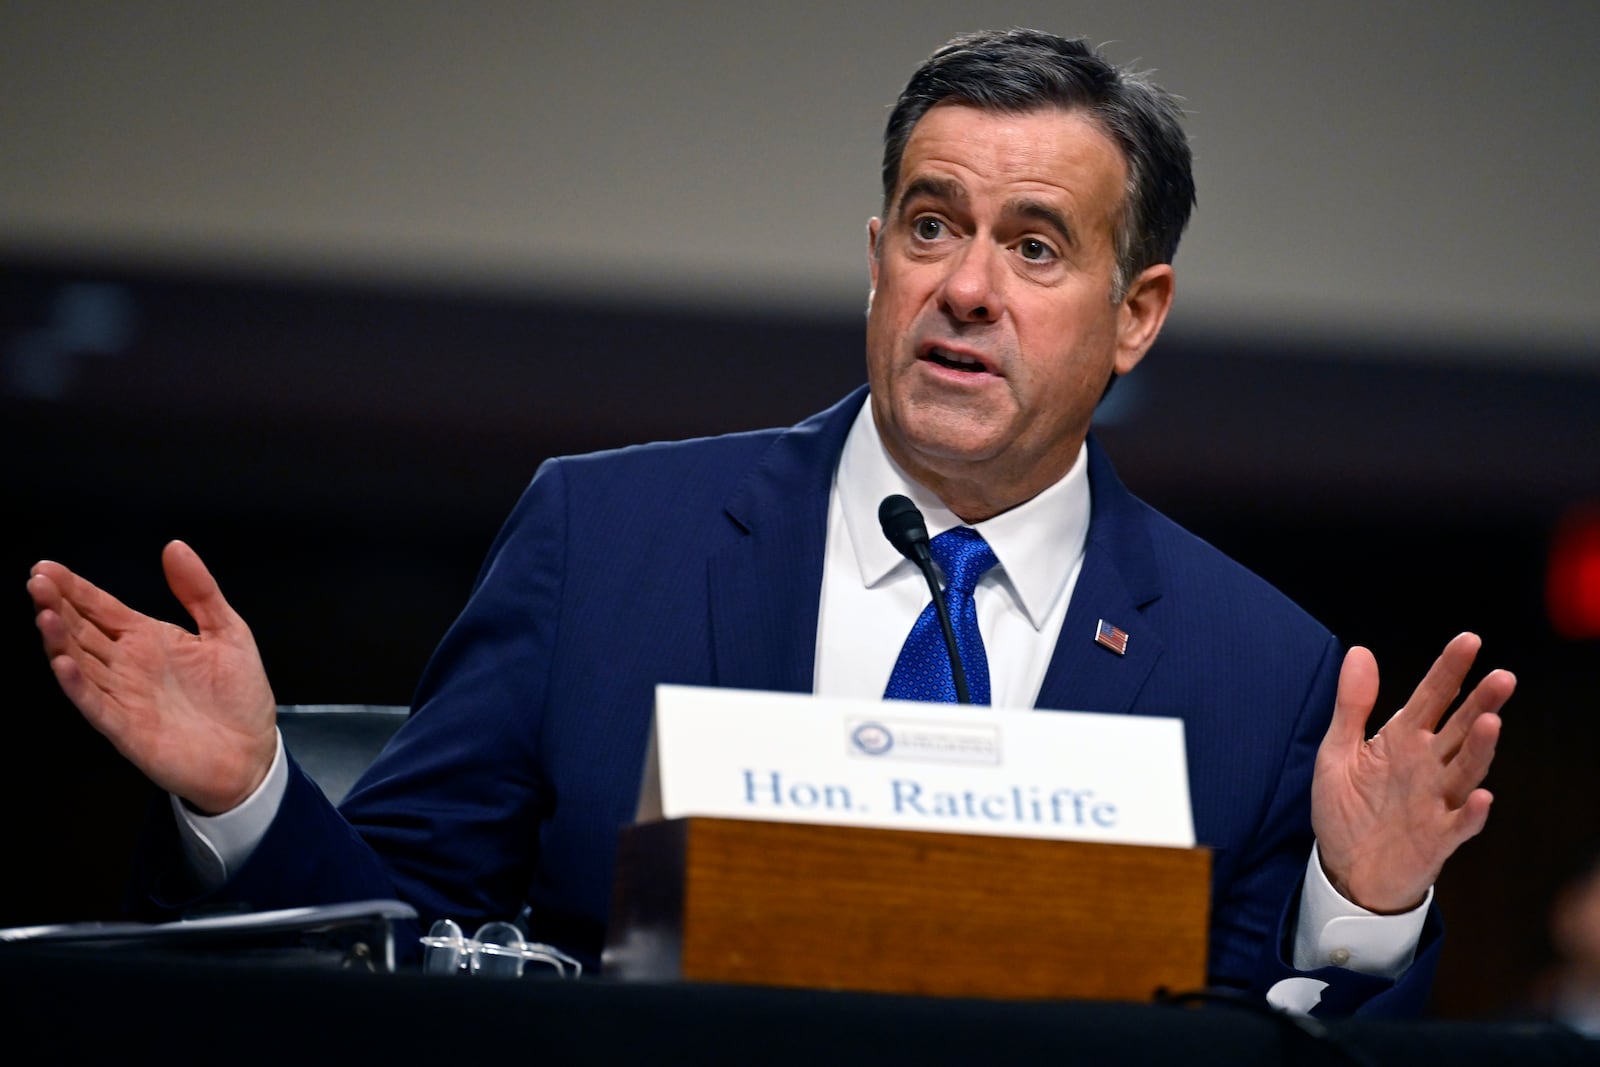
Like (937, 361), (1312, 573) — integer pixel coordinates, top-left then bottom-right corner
(814, 398), (1089, 707)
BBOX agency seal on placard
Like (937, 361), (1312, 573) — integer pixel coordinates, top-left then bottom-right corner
(850, 721), (894, 756)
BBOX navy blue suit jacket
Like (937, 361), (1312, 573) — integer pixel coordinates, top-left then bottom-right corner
(149, 387), (1437, 1014)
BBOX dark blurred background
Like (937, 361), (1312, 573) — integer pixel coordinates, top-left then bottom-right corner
(3, 3), (1596, 1020)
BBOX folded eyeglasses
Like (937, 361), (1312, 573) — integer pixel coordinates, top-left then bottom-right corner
(420, 918), (583, 979)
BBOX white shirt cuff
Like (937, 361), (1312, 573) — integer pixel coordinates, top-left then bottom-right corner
(171, 730), (288, 893)
(1292, 840), (1430, 979)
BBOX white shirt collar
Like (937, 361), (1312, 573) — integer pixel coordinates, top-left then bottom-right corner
(836, 399), (1092, 631)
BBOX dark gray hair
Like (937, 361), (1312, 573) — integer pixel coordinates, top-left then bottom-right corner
(882, 29), (1196, 301)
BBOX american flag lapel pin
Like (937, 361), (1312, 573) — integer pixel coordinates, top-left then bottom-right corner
(1095, 618), (1129, 656)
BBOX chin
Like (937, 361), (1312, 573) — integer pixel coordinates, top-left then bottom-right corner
(900, 421), (1007, 469)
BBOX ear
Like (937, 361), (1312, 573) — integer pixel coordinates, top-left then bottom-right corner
(866, 217), (883, 293)
(1113, 263), (1175, 376)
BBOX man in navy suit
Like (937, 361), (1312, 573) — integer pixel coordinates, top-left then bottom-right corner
(28, 30), (1511, 1015)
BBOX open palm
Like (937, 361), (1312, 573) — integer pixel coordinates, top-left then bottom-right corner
(29, 541), (278, 814)
(1312, 633), (1513, 913)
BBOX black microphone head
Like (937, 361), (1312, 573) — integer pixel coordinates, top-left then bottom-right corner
(878, 494), (931, 564)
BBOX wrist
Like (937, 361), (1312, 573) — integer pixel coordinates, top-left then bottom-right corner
(1321, 855), (1428, 915)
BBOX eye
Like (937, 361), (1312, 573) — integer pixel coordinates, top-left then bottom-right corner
(1018, 238), (1055, 262)
(912, 216), (944, 241)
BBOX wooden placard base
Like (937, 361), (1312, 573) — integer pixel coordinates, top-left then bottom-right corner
(602, 817), (1209, 1001)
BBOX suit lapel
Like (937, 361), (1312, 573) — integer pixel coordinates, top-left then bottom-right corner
(703, 407), (1168, 710)
(706, 388), (868, 694)
(1036, 436), (1166, 715)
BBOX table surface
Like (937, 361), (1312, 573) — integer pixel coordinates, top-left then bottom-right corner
(2, 944), (1594, 1067)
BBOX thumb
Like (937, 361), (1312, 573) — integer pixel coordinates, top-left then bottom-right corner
(161, 540), (240, 636)
(1325, 645), (1380, 752)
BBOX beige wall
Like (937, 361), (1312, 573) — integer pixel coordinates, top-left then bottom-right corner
(3, 1), (1595, 357)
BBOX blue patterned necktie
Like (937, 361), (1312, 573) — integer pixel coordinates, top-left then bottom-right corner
(883, 527), (999, 705)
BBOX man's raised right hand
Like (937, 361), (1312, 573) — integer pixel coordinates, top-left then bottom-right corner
(28, 540), (278, 815)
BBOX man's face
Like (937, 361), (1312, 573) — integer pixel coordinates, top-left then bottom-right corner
(865, 103), (1172, 521)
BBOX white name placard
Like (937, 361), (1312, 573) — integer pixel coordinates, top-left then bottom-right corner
(634, 685), (1194, 848)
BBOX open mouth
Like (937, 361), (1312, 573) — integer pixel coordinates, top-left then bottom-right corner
(923, 347), (990, 374)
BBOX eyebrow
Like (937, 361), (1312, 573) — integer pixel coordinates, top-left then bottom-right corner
(895, 178), (1077, 249)
(894, 176), (966, 219)
(1004, 197), (1077, 250)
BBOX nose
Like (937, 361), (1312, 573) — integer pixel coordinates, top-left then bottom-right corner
(937, 239), (1004, 323)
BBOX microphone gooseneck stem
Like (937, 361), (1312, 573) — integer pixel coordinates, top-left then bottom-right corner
(918, 559), (972, 704)
(879, 494), (973, 706)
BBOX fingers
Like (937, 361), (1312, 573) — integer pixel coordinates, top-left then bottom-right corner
(29, 568), (122, 667)
(35, 603), (113, 673)
(1324, 645), (1380, 752)
(161, 540), (240, 636)
(1440, 710), (1503, 807)
(1390, 632), (1481, 733)
(29, 560), (139, 640)
(1447, 787), (1494, 848)
(45, 648), (89, 702)
(35, 613), (123, 728)
(45, 647), (124, 724)
(1328, 634), (1511, 766)
(1436, 665), (1516, 758)
(26, 561), (62, 609)
(27, 569), (65, 643)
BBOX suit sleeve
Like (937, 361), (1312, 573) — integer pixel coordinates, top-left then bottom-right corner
(135, 458), (573, 956)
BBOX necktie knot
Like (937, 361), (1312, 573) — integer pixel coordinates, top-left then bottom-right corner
(930, 527), (997, 598)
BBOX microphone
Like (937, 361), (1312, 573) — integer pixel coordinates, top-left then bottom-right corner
(878, 495), (973, 704)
